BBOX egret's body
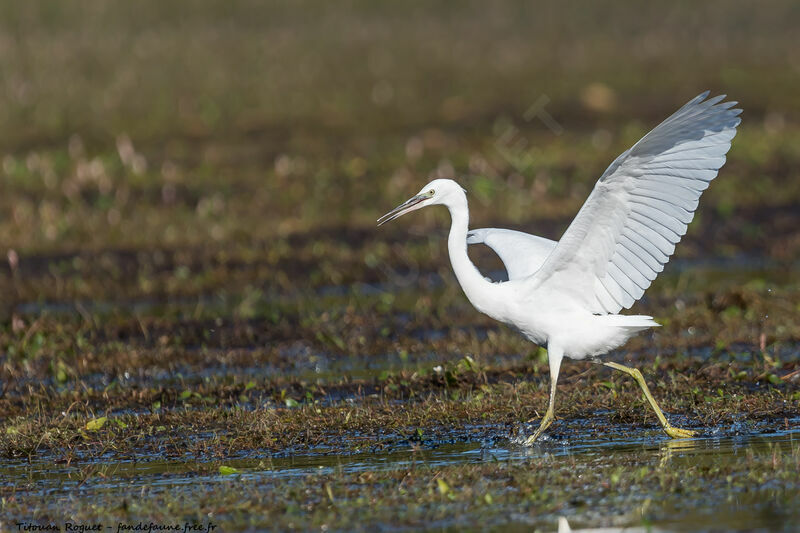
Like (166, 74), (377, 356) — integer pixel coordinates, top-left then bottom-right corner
(378, 92), (741, 443)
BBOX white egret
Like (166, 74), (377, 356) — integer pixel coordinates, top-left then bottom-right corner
(378, 92), (741, 444)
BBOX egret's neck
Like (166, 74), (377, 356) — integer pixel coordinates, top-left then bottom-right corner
(445, 194), (495, 313)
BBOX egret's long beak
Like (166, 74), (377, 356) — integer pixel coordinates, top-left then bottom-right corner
(377, 193), (430, 226)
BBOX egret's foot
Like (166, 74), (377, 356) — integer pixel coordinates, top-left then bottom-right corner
(524, 429), (543, 446)
(664, 425), (696, 439)
(524, 410), (554, 446)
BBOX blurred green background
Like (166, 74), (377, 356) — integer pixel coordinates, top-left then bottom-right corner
(1, 0), (798, 258)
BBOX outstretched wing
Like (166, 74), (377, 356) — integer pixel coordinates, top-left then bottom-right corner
(467, 228), (557, 280)
(525, 92), (741, 313)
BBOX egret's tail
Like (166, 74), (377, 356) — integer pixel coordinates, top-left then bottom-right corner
(599, 314), (660, 334)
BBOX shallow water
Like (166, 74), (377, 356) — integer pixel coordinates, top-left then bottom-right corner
(6, 420), (797, 485)
(4, 419), (798, 531)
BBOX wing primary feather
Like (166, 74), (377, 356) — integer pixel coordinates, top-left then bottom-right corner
(629, 211), (683, 243)
(632, 185), (700, 210)
(599, 274), (634, 309)
(611, 253), (651, 289)
(620, 231), (668, 267)
(630, 190), (697, 215)
(614, 246), (657, 282)
(624, 222), (675, 256)
(630, 197), (694, 224)
(645, 163), (725, 176)
(641, 175), (711, 191)
(607, 261), (645, 299)
(594, 282), (620, 313)
(618, 236), (661, 276)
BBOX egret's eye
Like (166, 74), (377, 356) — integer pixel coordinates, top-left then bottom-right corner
(428, 189), (435, 196)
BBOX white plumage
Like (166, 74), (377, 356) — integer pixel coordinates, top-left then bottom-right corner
(466, 228), (556, 279)
(378, 92), (741, 443)
(525, 92), (740, 315)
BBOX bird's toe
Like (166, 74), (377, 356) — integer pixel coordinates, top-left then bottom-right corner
(665, 426), (697, 439)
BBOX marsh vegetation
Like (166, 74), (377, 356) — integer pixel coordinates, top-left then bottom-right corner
(1, 2), (798, 531)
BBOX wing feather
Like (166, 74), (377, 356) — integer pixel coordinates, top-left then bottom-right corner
(611, 253), (651, 289)
(467, 228), (557, 280)
(619, 233), (666, 270)
(631, 190), (698, 213)
(621, 227), (671, 263)
(524, 92), (741, 314)
(631, 196), (694, 223)
(614, 244), (657, 281)
(595, 281), (619, 312)
(630, 208), (685, 239)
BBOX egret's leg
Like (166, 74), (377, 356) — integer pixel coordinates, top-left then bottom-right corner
(525, 344), (563, 445)
(603, 361), (696, 439)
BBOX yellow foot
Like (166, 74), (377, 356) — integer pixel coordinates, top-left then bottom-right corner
(524, 431), (542, 446)
(664, 425), (696, 439)
(524, 417), (552, 446)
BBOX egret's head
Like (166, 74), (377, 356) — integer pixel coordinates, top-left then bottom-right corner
(377, 179), (465, 226)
